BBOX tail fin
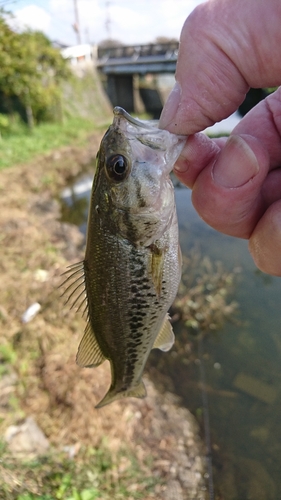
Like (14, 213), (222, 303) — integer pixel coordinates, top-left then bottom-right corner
(96, 380), (146, 408)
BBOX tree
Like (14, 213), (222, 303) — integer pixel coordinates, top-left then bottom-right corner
(153, 36), (179, 44)
(0, 14), (70, 127)
(98, 38), (124, 48)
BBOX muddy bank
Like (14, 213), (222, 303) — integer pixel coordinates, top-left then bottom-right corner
(0, 134), (207, 499)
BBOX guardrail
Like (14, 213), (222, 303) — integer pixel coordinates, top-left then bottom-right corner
(97, 42), (179, 65)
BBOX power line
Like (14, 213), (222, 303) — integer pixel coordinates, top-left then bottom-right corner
(0, 0), (18, 7)
(73, 0), (81, 44)
(105, 0), (112, 39)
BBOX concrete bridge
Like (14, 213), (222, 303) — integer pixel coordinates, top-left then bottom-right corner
(96, 42), (179, 116)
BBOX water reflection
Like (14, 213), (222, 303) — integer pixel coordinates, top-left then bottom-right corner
(60, 175), (92, 232)
(60, 178), (281, 499)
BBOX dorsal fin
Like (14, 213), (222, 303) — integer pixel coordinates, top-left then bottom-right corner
(76, 322), (106, 367)
(153, 314), (175, 352)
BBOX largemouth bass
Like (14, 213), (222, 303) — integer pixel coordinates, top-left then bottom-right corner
(62, 107), (185, 408)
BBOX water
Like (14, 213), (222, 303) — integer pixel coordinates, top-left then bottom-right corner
(172, 189), (281, 499)
(61, 178), (281, 499)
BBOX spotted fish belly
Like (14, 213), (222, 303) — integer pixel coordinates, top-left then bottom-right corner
(77, 209), (180, 408)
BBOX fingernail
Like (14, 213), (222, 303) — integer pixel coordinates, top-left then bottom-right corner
(174, 154), (189, 173)
(159, 81), (181, 129)
(174, 139), (193, 173)
(213, 135), (259, 188)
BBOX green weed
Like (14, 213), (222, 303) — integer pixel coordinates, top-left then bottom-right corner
(0, 117), (98, 170)
(0, 343), (17, 364)
(0, 442), (160, 500)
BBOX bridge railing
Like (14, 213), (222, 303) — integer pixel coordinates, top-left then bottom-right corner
(97, 42), (179, 62)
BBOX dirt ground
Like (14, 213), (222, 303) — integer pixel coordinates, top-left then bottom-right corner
(0, 133), (207, 500)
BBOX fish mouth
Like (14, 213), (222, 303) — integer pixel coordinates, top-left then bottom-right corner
(113, 106), (156, 130)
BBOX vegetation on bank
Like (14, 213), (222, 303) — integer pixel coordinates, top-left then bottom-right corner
(0, 13), (69, 128)
(0, 440), (159, 500)
(0, 117), (100, 169)
(0, 11), (112, 170)
(0, 137), (207, 500)
(0, 67), (112, 168)
(0, 68), (112, 169)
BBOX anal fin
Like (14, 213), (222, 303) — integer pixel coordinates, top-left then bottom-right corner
(76, 321), (106, 367)
(153, 313), (175, 352)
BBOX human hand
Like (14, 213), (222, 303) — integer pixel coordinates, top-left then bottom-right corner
(159, 0), (281, 276)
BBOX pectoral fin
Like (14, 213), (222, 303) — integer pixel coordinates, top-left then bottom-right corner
(153, 314), (175, 352)
(178, 244), (182, 269)
(60, 261), (88, 317)
(149, 243), (165, 297)
(76, 322), (106, 367)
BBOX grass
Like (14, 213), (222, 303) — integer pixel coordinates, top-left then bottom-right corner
(0, 441), (160, 500)
(0, 117), (108, 170)
(0, 68), (112, 170)
(0, 107), (228, 171)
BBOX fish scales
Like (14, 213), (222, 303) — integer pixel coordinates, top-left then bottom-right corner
(62, 107), (186, 408)
(85, 210), (179, 393)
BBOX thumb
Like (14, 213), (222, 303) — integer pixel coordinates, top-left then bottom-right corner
(159, 21), (247, 132)
(159, 0), (281, 135)
(191, 134), (269, 238)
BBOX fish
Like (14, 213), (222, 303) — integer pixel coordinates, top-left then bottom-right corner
(61, 107), (186, 408)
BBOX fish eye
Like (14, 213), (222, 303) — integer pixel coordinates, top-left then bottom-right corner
(106, 154), (130, 181)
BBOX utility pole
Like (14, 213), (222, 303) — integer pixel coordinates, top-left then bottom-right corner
(105, 0), (112, 39)
(73, 0), (81, 45)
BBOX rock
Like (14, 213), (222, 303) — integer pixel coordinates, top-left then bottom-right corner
(5, 416), (49, 456)
(233, 372), (277, 404)
(250, 426), (269, 443)
(21, 302), (41, 323)
(218, 455), (276, 500)
(163, 480), (184, 500)
(239, 457), (276, 500)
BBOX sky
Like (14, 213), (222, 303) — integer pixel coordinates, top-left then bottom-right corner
(6, 0), (205, 47)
